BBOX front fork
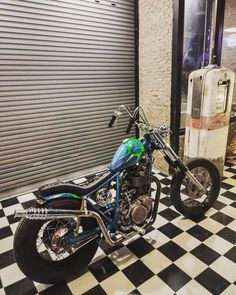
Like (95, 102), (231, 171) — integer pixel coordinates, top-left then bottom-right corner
(157, 137), (206, 193)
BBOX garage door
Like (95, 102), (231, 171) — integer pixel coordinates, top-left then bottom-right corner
(0, 0), (137, 193)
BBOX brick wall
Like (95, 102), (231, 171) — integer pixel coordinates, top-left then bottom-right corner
(139, 0), (173, 173)
(226, 120), (236, 161)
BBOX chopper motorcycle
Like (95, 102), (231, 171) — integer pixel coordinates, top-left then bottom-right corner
(14, 105), (221, 284)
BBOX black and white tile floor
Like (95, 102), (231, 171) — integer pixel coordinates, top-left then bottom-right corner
(0, 162), (235, 295)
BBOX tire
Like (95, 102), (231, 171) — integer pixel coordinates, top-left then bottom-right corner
(170, 158), (221, 219)
(14, 198), (100, 284)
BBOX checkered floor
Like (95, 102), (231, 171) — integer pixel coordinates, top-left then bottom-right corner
(0, 162), (235, 295)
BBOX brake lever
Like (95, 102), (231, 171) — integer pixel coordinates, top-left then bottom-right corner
(114, 110), (122, 117)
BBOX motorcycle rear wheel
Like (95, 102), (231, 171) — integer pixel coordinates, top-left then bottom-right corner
(14, 198), (100, 284)
(170, 158), (221, 218)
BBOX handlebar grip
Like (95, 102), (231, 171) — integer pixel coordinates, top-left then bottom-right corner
(126, 119), (134, 134)
(108, 115), (117, 128)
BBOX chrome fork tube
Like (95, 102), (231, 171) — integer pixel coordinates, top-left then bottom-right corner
(155, 134), (206, 193)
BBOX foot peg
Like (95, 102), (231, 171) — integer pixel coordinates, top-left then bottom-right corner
(132, 225), (146, 235)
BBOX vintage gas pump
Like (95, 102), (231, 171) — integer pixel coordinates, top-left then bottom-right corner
(184, 65), (235, 175)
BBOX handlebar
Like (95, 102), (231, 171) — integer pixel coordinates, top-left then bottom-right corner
(108, 105), (171, 138)
(108, 105), (136, 132)
(108, 115), (117, 128)
(126, 118), (135, 134)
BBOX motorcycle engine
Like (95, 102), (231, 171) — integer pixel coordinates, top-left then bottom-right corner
(128, 195), (152, 225)
(120, 156), (153, 229)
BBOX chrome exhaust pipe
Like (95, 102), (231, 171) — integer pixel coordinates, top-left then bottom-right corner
(15, 208), (124, 246)
(15, 208), (84, 220)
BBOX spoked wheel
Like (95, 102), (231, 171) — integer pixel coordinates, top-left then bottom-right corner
(170, 158), (221, 218)
(14, 199), (100, 284)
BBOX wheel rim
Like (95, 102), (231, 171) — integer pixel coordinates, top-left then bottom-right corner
(180, 167), (213, 208)
(36, 218), (81, 262)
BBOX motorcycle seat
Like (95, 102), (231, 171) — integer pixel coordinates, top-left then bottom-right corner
(38, 170), (113, 197)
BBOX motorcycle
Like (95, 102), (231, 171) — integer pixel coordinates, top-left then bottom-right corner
(14, 105), (221, 284)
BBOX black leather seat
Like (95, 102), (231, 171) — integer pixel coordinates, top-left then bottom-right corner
(39, 171), (113, 197)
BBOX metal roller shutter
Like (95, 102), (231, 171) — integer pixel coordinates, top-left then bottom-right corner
(0, 0), (137, 193)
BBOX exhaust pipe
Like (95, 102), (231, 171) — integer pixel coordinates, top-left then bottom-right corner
(15, 208), (84, 220)
(15, 207), (124, 246)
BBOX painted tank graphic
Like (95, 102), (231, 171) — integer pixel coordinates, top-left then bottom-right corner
(110, 138), (145, 172)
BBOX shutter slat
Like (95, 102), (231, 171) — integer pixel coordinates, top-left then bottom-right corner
(0, 24), (134, 41)
(0, 3), (134, 24)
(0, 8), (134, 30)
(0, 84), (134, 95)
(0, 16), (134, 36)
(0, 85), (135, 99)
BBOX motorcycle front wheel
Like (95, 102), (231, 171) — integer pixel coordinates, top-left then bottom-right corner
(14, 198), (100, 284)
(170, 158), (221, 218)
